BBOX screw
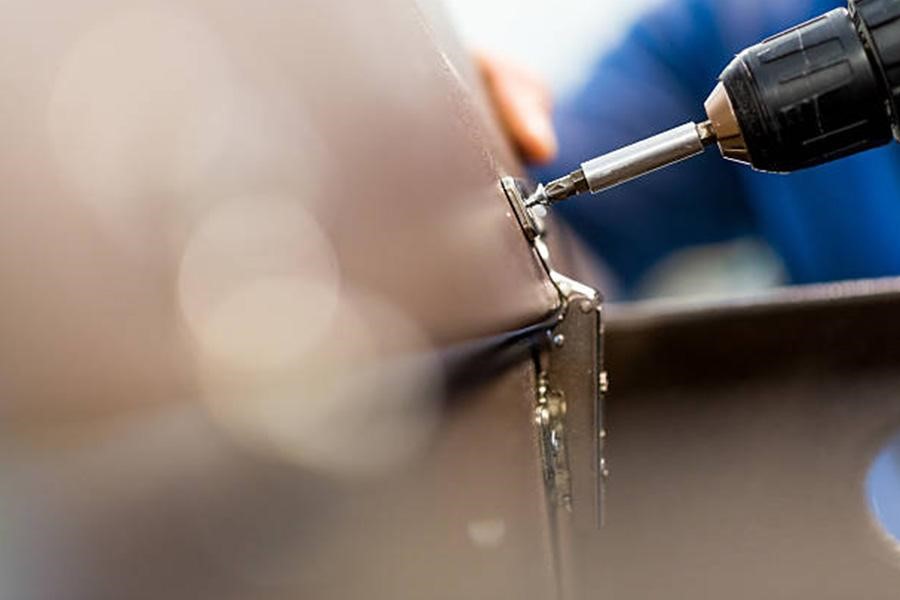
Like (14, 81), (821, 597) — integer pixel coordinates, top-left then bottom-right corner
(552, 334), (565, 348)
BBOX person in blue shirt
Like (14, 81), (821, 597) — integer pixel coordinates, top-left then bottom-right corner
(480, 0), (900, 298)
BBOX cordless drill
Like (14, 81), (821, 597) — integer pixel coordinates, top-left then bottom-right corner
(530, 0), (900, 206)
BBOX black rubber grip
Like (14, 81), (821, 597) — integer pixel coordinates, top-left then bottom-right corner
(720, 8), (892, 172)
(851, 0), (900, 139)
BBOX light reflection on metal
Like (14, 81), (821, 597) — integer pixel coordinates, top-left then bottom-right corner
(529, 122), (714, 206)
(866, 432), (900, 550)
(535, 372), (572, 513)
(580, 122), (708, 195)
(704, 81), (751, 164)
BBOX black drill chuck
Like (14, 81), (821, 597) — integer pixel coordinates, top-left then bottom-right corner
(707, 0), (900, 173)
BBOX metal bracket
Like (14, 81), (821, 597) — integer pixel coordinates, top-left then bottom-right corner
(540, 294), (607, 530)
(501, 176), (608, 597)
(501, 177), (600, 307)
(501, 175), (608, 521)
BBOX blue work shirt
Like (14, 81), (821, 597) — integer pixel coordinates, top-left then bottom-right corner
(533, 0), (900, 297)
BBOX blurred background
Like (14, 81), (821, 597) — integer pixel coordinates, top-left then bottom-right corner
(444, 0), (663, 96)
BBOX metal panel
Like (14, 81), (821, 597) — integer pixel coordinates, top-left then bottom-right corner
(572, 278), (900, 600)
(0, 1), (563, 598)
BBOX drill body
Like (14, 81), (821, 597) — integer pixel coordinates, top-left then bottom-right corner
(533, 0), (900, 207)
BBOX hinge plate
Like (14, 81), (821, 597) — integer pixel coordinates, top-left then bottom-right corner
(501, 176), (607, 517)
(501, 176), (608, 596)
(539, 295), (607, 530)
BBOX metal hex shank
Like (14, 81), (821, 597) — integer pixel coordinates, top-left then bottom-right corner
(580, 122), (707, 194)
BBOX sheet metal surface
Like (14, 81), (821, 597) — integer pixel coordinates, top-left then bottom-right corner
(0, 0), (557, 420)
(575, 278), (900, 599)
(0, 1), (560, 598)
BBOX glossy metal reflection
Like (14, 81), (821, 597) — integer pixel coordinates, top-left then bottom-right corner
(532, 122), (715, 206)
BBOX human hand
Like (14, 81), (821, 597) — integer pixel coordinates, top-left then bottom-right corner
(476, 52), (558, 165)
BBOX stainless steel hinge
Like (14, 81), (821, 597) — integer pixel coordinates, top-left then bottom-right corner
(536, 294), (607, 528)
(501, 176), (608, 595)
